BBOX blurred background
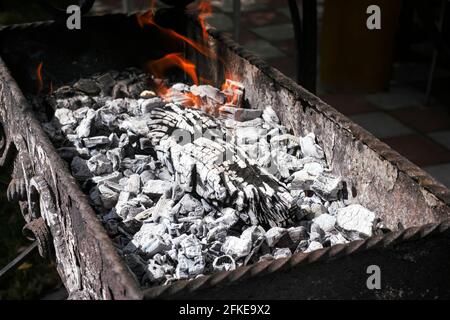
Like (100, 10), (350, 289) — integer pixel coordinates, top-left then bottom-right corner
(0, 0), (449, 299)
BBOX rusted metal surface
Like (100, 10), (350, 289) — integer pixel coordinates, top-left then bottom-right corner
(0, 13), (449, 300)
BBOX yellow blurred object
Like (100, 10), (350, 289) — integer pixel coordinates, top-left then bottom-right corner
(320, 0), (402, 93)
(18, 262), (33, 271)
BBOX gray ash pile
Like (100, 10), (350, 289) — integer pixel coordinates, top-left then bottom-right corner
(32, 68), (388, 286)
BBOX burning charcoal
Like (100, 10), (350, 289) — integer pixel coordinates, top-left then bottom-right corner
(140, 97), (164, 114)
(87, 154), (113, 176)
(53, 108), (77, 127)
(311, 173), (343, 201)
(336, 204), (376, 237)
(313, 213), (336, 232)
(140, 90), (156, 98)
(221, 236), (252, 258)
(71, 156), (92, 180)
(300, 133), (325, 159)
(265, 227), (287, 247)
(190, 84), (227, 106)
(221, 79), (245, 108)
(212, 255), (236, 272)
(142, 180), (173, 199)
(304, 241), (323, 253)
(171, 83), (190, 92)
(125, 174), (141, 196)
(83, 136), (110, 148)
(128, 82), (148, 98)
(273, 247), (292, 259)
(76, 109), (96, 138)
(145, 260), (166, 283)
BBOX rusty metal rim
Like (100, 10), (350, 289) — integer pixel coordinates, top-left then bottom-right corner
(1, 13), (449, 299)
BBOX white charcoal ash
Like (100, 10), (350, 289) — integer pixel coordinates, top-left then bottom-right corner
(35, 70), (389, 287)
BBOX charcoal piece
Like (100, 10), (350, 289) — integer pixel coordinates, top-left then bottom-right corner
(304, 241), (323, 253)
(142, 180), (173, 199)
(112, 81), (129, 99)
(53, 85), (76, 99)
(221, 236), (252, 258)
(87, 154), (113, 176)
(212, 255), (236, 272)
(258, 254), (275, 262)
(76, 109), (96, 138)
(265, 227), (287, 247)
(220, 107), (262, 122)
(98, 183), (119, 209)
(96, 73), (115, 95)
(313, 213), (336, 232)
(290, 162), (324, 190)
(171, 194), (204, 217)
(124, 254), (148, 281)
(327, 232), (349, 245)
(140, 97), (164, 114)
(83, 136), (110, 148)
(146, 260), (166, 283)
(53, 108), (77, 127)
(57, 147), (89, 160)
(273, 247), (292, 259)
(336, 204), (376, 237)
(310, 173), (342, 201)
(71, 156), (92, 180)
(262, 106), (280, 126)
(206, 225), (227, 243)
(125, 174), (141, 195)
(74, 78), (100, 96)
(175, 254), (205, 279)
(300, 133), (324, 159)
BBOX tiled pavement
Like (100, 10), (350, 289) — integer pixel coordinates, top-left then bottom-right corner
(94, 0), (450, 188)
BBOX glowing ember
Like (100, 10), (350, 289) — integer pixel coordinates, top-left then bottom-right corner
(36, 62), (44, 94)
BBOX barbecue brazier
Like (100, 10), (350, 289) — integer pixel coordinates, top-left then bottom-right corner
(0, 10), (449, 300)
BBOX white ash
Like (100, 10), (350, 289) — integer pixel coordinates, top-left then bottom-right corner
(35, 68), (388, 287)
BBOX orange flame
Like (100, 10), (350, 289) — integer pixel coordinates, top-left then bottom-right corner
(147, 53), (199, 86)
(136, 10), (216, 59)
(36, 62), (43, 94)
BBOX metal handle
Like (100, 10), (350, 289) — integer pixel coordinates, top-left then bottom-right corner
(23, 175), (57, 258)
